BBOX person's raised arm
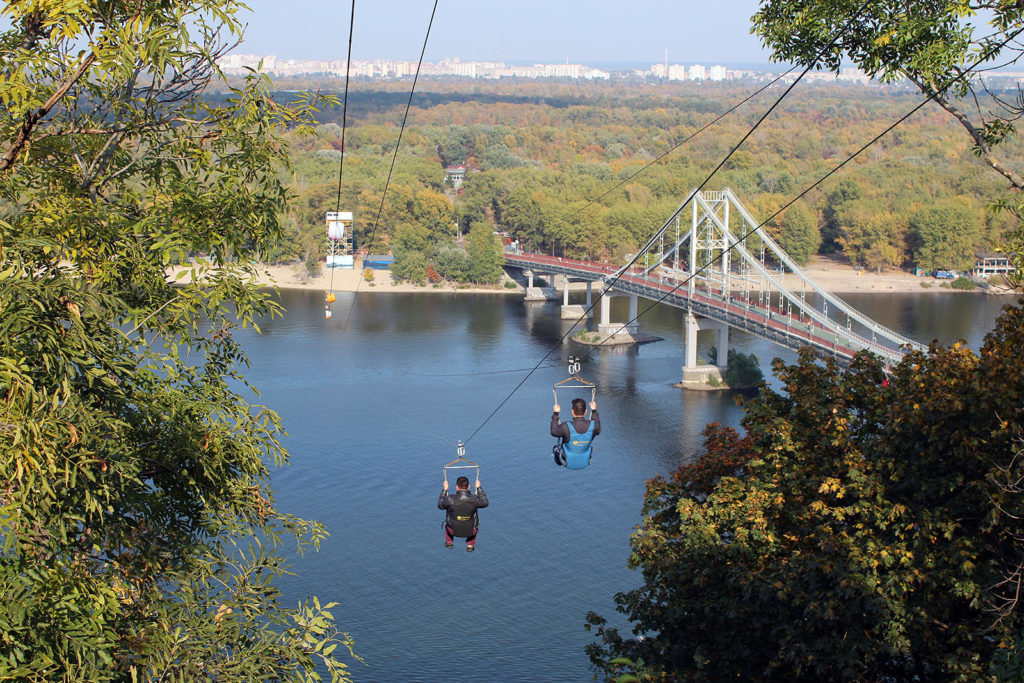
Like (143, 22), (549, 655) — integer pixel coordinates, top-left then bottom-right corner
(438, 479), (451, 509)
(590, 401), (601, 436)
(474, 479), (489, 508)
(551, 404), (566, 439)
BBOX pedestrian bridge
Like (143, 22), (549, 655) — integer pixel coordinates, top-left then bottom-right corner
(503, 189), (925, 384)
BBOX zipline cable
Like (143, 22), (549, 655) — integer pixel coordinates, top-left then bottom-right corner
(461, 1), (874, 446)
(573, 23), (1024, 363)
(338, 0), (440, 334)
(326, 0), (357, 308)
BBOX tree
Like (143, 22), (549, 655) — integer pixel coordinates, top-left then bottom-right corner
(413, 188), (456, 239)
(909, 199), (981, 271)
(754, 0), (1024, 285)
(587, 303), (1024, 681)
(776, 204), (820, 266)
(836, 204), (909, 270)
(0, 3), (354, 680)
(722, 349), (763, 389)
(466, 221), (505, 283)
(753, 0), (1024, 191)
(820, 179), (862, 254)
(480, 143), (528, 170)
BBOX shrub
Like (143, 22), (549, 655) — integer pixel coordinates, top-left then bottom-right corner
(305, 257), (322, 279)
(951, 276), (976, 290)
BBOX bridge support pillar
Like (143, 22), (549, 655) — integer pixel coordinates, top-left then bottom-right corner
(524, 269), (553, 302)
(681, 311), (728, 386)
(598, 292), (638, 337)
(586, 281), (592, 306)
(560, 276), (588, 319)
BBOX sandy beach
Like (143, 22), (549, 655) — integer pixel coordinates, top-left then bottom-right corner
(242, 255), (1013, 296)
(247, 258), (520, 294)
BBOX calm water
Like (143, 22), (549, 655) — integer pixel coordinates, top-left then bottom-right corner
(236, 288), (1017, 682)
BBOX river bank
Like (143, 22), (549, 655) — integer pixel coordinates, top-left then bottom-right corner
(175, 255), (1014, 296)
(252, 260), (519, 294)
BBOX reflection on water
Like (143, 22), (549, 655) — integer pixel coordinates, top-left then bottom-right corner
(240, 288), (1014, 682)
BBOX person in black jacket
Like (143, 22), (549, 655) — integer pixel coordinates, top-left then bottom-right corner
(438, 475), (489, 551)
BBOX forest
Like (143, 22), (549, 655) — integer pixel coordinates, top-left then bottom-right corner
(255, 77), (1022, 281)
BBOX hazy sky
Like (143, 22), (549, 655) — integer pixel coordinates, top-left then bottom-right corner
(237, 0), (776, 65)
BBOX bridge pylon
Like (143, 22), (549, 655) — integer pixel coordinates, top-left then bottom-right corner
(681, 311), (729, 385)
(503, 188), (927, 375)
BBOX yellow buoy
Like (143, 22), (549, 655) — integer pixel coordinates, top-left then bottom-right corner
(326, 292), (336, 303)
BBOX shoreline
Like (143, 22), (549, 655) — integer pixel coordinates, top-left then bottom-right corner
(251, 261), (521, 295)
(180, 256), (1018, 297)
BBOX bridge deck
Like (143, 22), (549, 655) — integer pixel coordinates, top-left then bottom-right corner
(505, 251), (913, 366)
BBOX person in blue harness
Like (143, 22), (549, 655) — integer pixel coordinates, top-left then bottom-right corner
(551, 397), (600, 469)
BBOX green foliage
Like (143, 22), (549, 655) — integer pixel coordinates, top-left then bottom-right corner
(588, 302), (1024, 680)
(466, 221), (506, 284)
(723, 350), (763, 388)
(950, 276), (975, 290)
(0, 2), (353, 680)
(432, 243), (469, 282)
(775, 204), (819, 266)
(391, 248), (429, 283)
(480, 143), (529, 170)
(306, 257), (323, 279)
(910, 199), (981, 271)
(755, 0), (1024, 284)
(277, 77), (1021, 276)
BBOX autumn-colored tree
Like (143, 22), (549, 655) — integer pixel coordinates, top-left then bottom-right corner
(754, 0), (1024, 283)
(587, 302), (1024, 681)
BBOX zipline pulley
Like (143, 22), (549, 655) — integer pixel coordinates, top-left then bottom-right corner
(443, 441), (479, 485)
(552, 356), (596, 405)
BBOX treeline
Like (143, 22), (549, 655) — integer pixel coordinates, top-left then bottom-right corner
(271, 79), (1021, 278)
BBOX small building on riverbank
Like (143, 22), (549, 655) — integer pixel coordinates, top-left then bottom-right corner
(364, 255), (395, 270)
(974, 253), (1013, 279)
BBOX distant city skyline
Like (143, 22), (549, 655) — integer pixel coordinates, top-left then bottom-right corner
(237, 0), (776, 65)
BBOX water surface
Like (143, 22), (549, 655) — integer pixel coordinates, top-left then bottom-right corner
(237, 288), (1016, 682)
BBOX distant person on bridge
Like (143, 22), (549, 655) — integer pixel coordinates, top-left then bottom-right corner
(438, 475), (489, 552)
(551, 398), (600, 469)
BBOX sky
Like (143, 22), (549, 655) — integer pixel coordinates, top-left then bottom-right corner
(236, 0), (777, 65)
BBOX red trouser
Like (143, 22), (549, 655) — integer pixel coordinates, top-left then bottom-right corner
(445, 524), (477, 547)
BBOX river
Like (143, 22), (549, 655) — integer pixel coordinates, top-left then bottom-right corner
(236, 288), (1017, 682)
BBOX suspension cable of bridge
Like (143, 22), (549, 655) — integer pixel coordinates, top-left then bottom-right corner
(460, 1), (876, 447)
(337, 0), (440, 334)
(325, 0), (357, 316)
(569, 22), (1024, 366)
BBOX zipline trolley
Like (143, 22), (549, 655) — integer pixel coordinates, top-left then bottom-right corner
(443, 441), (479, 486)
(552, 356), (596, 406)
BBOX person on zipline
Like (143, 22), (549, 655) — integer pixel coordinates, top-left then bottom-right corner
(551, 397), (600, 469)
(438, 475), (489, 552)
